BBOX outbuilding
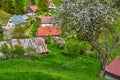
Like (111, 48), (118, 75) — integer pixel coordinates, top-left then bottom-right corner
(26, 5), (38, 16)
(105, 56), (120, 80)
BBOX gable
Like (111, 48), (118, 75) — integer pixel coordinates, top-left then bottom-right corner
(26, 7), (34, 13)
(105, 56), (120, 77)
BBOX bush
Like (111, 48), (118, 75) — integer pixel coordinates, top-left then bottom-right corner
(63, 37), (91, 57)
(0, 44), (10, 54)
(24, 47), (37, 60)
(11, 45), (25, 58)
(0, 44), (25, 59)
(0, 44), (12, 59)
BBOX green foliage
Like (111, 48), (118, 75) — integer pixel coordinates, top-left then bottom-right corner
(12, 25), (29, 39)
(0, 45), (107, 80)
(0, 44), (10, 54)
(37, 0), (49, 12)
(0, 10), (11, 24)
(11, 45), (25, 55)
(0, 44), (37, 59)
(0, 0), (49, 14)
(29, 17), (41, 37)
(25, 47), (37, 60)
(63, 37), (91, 57)
(53, 0), (62, 7)
(46, 35), (52, 44)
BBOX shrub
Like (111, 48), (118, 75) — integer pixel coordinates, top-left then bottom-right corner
(0, 44), (10, 54)
(11, 45), (25, 55)
(25, 47), (37, 60)
(63, 37), (91, 57)
(0, 44), (12, 59)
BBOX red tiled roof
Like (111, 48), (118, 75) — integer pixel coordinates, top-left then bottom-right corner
(30, 5), (38, 12)
(37, 26), (61, 37)
(39, 16), (54, 24)
(105, 56), (120, 77)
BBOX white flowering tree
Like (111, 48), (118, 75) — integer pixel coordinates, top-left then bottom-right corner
(57, 0), (120, 78)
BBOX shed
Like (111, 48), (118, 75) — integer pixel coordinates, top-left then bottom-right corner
(26, 5), (38, 16)
(105, 56), (120, 80)
(0, 37), (49, 53)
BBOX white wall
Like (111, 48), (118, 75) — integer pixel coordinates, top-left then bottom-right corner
(41, 24), (53, 27)
(26, 12), (35, 16)
(105, 74), (119, 80)
(3, 19), (15, 29)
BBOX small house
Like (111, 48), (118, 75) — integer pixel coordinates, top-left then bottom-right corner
(39, 16), (54, 27)
(105, 56), (120, 80)
(48, 0), (53, 3)
(3, 15), (28, 29)
(49, 3), (56, 11)
(26, 5), (38, 16)
(36, 26), (61, 40)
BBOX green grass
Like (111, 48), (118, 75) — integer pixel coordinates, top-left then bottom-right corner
(0, 10), (11, 24)
(53, 0), (62, 7)
(0, 45), (106, 80)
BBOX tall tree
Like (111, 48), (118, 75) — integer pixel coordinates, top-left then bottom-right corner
(38, 0), (49, 12)
(15, 0), (24, 14)
(29, 0), (35, 5)
(57, 0), (120, 78)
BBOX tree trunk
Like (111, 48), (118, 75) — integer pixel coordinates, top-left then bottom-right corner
(99, 69), (105, 78)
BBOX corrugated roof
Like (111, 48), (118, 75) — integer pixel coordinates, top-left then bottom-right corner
(22, 15), (29, 21)
(105, 56), (120, 77)
(0, 37), (49, 53)
(10, 15), (26, 25)
(39, 16), (54, 24)
(37, 26), (61, 37)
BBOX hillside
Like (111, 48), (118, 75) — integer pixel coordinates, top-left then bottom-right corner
(0, 10), (11, 25)
(0, 46), (106, 80)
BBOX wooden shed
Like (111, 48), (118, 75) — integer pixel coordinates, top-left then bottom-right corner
(105, 56), (120, 80)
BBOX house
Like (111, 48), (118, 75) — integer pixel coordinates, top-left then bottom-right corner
(26, 5), (38, 16)
(0, 37), (49, 53)
(48, 0), (53, 3)
(36, 26), (61, 39)
(49, 3), (56, 11)
(39, 16), (54, 27)
(105, 56), (120, 80)
(3, 15), (28, 29)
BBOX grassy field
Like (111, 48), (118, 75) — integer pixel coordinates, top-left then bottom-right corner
(0, 10), (11, 25)
(0, 45), (106, 80)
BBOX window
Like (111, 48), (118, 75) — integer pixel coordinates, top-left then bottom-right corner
(8, 25), (10, 27)
(9, 21), (12, 23)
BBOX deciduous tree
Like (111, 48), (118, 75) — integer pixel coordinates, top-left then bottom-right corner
(57, 0), (120, 78)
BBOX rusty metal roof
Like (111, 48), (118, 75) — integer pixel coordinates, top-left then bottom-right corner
(0, 37), (49, 53)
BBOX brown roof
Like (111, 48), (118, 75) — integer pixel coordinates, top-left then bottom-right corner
(29, 5), (38, 12)
(39, 16), (54, 24)
(37, 26), (61, 37)
(48, 0), (53, 3)
(105, 56), (120, 77)
(0, 37), (49, 53)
